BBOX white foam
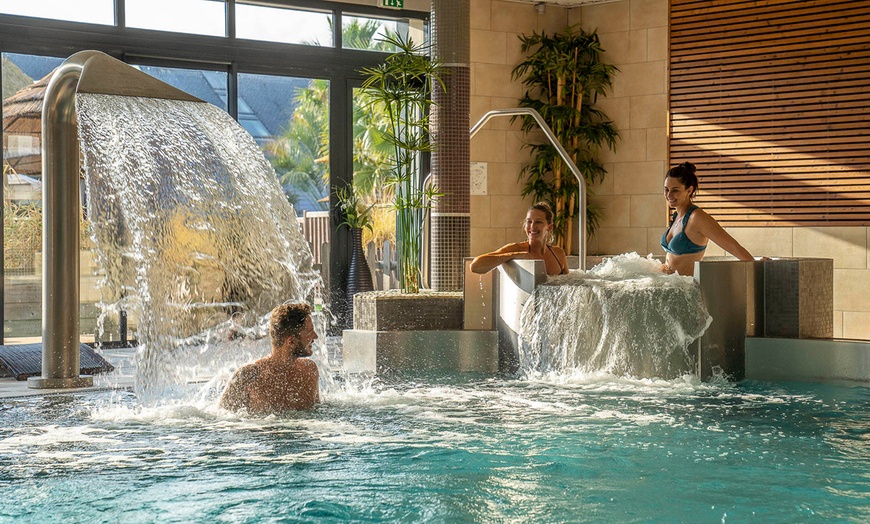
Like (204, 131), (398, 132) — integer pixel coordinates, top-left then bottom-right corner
(519, 252), (712, 379)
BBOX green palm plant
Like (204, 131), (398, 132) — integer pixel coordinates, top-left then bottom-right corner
(266, 78), (330, 209)
(512, 26), (619, 254)
(352, 88), (395, 203)
(359, 33), (444, 293)
(335, 185), (375, 232)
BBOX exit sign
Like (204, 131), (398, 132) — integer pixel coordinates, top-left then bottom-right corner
(382, 0), (404, 8)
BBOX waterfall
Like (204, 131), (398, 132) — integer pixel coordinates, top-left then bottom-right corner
(518, 253), (712, 379)
(76, 93), (323, 401)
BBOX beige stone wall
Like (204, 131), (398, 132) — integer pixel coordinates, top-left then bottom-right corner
(469, 0), (669, 257)
(469, 0), (569, 257)
(469, 0), (869, 339)
(708, 227), (870, 339)
(571, 0), (669, 256)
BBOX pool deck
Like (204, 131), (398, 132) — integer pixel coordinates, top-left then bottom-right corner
(0, 336), (346, 400)
(0, 345), (136, 399)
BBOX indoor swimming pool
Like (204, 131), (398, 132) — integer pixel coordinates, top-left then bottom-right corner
(1, 372), (868, 522)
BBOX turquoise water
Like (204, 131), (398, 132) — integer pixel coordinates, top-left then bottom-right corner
(1, 374), (868, 523)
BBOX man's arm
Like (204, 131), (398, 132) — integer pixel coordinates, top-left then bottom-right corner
(219, 364), (259, 412)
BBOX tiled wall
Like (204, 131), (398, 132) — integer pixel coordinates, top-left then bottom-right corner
(469, 0), (569, 257)
(468, 0), (869, 340)
(709, 226), (870, 339)
(572, 0), (669, 257)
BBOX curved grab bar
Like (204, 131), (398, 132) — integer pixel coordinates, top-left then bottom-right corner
(470, 108), (586, 270)
(421, 173), (433, 289)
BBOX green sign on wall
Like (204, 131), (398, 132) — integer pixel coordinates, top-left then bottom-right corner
(382, 0), (404, 8)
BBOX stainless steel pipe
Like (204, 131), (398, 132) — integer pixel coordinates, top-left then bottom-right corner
(28, 51), (202, 389)
(469, 108), (587, 270)
(28, 53), (96, 389)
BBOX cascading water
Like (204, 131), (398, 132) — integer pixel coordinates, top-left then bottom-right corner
(518, 252), (712, 379)
(75, 93), (323, 402)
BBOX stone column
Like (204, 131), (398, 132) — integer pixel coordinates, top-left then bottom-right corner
(429, 0), (470, 291)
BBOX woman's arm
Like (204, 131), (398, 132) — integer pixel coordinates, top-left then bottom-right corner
(470, 243), (528, 274)
(694, 210), (755, 261)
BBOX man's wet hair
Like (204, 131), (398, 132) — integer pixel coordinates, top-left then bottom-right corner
(269, 303), (312, 346)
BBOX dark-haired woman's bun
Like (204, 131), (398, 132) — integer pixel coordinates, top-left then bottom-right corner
(679, 161), (696, 173)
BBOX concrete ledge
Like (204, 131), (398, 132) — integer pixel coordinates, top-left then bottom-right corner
(342, 329), (498, 373)
(746, 337), (870, 384)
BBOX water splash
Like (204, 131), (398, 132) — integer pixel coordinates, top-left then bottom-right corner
(76, 93), (323, 403)
(518, 252), (712, 379)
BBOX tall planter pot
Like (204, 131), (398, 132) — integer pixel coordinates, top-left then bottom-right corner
(347, 228), (374, 324)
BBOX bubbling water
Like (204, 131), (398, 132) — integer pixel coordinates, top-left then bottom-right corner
(518, 252), (712, 379)
(76, 93), (323, 402)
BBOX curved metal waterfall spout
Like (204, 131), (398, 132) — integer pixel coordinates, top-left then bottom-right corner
(469, 108), (587, 271)
(28, 51), (204, 389)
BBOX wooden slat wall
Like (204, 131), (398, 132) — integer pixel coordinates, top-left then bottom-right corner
(669, 0), (870, 226)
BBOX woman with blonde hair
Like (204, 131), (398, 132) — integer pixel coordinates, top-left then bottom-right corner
(471, 202), (569, 277)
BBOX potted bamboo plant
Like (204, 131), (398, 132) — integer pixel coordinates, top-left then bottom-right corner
(512, 26), (619, 254)
(359, 33), (443, 293)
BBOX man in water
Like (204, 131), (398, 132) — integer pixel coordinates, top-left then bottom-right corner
(219, 303), (319, 414)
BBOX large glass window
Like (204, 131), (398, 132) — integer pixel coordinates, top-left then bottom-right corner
(136, 65), (229, 111)
(126, 0), (226, 37)
(238, 73), (330, 274)
(0, 1), (430, 342)
(236, 4), (332, 46)
(352, 86), (395, 255)
(239, 73), (329, 216)
(343, 14), (426, 51)
(0, 0), (114, 26)
(2, 52), (66, 342)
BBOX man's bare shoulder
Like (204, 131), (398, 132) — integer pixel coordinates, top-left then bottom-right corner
(292, 357), (318, 371)
(232, 362), (263, 383)
(219, 362), (263, 411)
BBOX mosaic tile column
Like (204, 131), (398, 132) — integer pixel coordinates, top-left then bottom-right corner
(430, 0), (470, 291)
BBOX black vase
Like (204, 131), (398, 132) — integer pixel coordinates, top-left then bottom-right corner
(347, 227), (374, 301)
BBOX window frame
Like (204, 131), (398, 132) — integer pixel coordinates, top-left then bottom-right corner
(0, 0), (430, 341)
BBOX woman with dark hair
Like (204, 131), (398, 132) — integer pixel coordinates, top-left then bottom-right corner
(471, 202), (570, 277)
(662, 161), (759, 276)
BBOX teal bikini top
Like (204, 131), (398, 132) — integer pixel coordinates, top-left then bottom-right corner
(661, 205), (707, 255)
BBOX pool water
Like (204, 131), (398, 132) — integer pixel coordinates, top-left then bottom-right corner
(1, 373), (868, 523)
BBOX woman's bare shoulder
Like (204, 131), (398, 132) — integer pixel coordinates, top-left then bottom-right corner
(689, 206), (722, 231)
(549, 244), (567, 256)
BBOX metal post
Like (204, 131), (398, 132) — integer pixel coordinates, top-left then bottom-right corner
(28, 55), (94, 388)
(470, 108), (587, 270)
(28, 51), (203, 388)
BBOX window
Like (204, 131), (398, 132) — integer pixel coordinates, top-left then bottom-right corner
(0, 0), (114, 26)
(343, 14), (426, 51)
(0, 1), (431, 342)
(126, 0), (226, 37)
(236, 4), (332, 46)
(136, 65), (229, 111)
(239, 73), (330, 216)
(2, 52), (66, 340)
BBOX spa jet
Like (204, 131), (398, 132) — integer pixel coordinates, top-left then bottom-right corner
(29, 51), (204, 389)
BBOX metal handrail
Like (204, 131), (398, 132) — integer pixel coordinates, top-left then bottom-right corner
(421, 173), (433, 289)
(470, 108), (586, 270)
